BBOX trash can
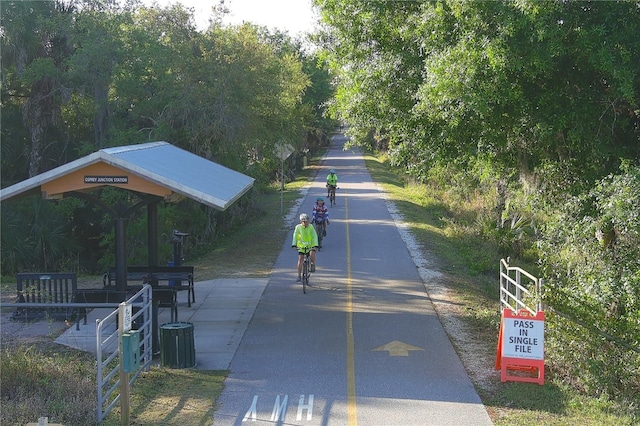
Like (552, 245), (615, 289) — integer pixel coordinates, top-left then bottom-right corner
(159, 322), (196, 368)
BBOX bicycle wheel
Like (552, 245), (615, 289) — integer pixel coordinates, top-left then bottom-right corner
(315, 222), (324, 248)
(302, 258), (308, 294)
(330, 189), (336, 207)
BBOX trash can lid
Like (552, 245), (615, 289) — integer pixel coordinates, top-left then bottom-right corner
(160, 322), (193, 330)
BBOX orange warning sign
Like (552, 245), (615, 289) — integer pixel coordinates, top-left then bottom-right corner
(496, 309), (545, 385)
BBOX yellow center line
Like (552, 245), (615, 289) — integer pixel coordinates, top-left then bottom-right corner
(345, 188), (357, 425)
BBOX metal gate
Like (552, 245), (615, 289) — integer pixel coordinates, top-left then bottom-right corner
(96, 284), (153, 423)
(499, 257), (542, 314)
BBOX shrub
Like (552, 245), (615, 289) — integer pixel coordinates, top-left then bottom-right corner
(538, 165), (640, 401)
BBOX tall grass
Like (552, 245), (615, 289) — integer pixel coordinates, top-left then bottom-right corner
(0, 339), (97, 425)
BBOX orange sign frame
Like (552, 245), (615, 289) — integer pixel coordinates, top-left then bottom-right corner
(495, 309), (545, 385)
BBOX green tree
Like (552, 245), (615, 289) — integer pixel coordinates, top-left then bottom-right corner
(315, 0), (640, 182)
(66, 2), (130, 149)
(538, 165), (640, 398)
(314, 0), (424, 154)
(1, 0), (76, 177)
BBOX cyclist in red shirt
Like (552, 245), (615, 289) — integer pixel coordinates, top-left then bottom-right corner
(312, 197), (330, 237)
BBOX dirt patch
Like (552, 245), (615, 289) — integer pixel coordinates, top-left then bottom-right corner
(1, 312), (70, 343)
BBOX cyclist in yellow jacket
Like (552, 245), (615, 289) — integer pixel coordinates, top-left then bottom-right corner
(291, 213), (318, 282)
(326, 169), (338, 198)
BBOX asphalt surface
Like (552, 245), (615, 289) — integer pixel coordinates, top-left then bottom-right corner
(213, 136), (492, 425)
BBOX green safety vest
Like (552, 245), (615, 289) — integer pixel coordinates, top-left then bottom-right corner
(292, 224), (318, 249)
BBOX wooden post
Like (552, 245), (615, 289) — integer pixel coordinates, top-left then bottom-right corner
(119, 302), (131, 425)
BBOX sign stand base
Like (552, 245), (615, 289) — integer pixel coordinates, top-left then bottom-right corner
(500, 357), (545, 385)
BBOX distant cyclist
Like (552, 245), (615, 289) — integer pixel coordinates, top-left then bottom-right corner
(312, 197), (330, 237)
(291, 213), (318, 282)
(326, 169), (338, 199)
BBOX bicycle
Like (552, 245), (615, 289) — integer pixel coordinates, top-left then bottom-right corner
(314, 219), (326, 249)
(328, 185), (337, 207)
(300, 246), (313, 293)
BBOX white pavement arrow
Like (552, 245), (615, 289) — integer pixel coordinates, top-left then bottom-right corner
(373, 340), (425, 356)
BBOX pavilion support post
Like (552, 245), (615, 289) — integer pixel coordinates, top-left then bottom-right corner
(147, 202), (161, 355)
(115, 217), (127, 292)
(148, 203), (158, 267)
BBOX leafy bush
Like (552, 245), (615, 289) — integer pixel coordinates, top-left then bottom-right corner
(538, 165), (640, 401)
(1, 198), (80, 275)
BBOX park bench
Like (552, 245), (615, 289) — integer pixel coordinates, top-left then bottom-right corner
(14, 273), (77, 322)
(73, 289), (129, 328)
(75, 286), (178, 327)
(102, 266), (151, 287)
(103, 265), (195, 307)
(151, 288), (178, 322)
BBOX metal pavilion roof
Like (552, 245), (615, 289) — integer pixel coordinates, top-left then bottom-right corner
(0, 142), (255, 210)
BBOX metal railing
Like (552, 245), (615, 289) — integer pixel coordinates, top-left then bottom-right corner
(499, 257), (542, 314)
(96, 285), (153, 423)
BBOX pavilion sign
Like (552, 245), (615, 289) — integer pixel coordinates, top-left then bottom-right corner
(84, 175), (129, 184)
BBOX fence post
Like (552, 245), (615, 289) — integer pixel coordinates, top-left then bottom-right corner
(537, 278), (543, 312)
(515, 269), (521, 306)
(118, 302), (131, 426)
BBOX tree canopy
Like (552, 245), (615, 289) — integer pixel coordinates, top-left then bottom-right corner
(1, 0), (336, 273)
(315, 0), (639, 183)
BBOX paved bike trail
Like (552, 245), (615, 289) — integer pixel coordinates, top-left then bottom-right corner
(213, 136), (492, 425)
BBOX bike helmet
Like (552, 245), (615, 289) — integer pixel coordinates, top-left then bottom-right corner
(317, 197), (324, 202)
(330, 169), (335, 174)
(300, 213), (310, 222)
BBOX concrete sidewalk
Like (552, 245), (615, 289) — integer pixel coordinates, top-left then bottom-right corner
(53, 278), (268, 370)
